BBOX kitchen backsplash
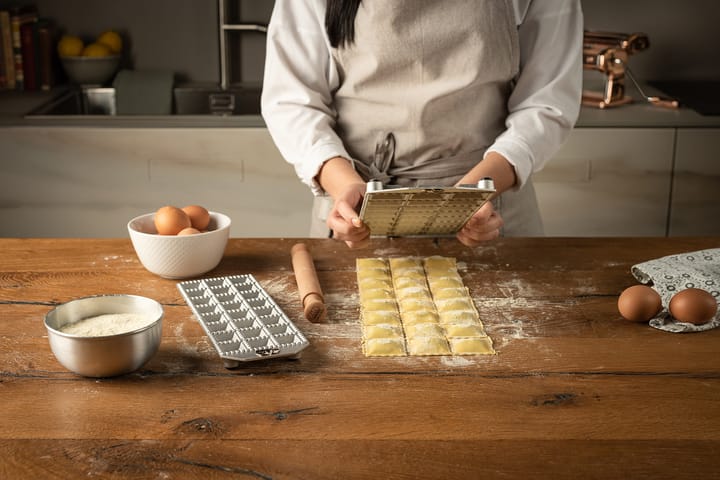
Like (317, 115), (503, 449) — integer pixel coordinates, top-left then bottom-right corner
(1, 0), (718, 86)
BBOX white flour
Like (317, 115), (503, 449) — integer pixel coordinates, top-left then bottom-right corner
(59, 313), (155, 336)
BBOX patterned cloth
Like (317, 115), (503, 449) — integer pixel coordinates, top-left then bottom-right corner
(631, 248), (720, 333)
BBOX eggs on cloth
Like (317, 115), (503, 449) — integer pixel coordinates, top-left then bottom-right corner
(153, 205), (210, 236)
(617, 285), (662, 322)
(669, 288), (718, 325)
(618, 284), (718, 326)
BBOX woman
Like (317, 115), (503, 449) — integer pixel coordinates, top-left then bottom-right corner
(261, 0), (583, 247)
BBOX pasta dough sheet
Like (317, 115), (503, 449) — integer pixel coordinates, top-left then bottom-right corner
(357, 256), (495, 357)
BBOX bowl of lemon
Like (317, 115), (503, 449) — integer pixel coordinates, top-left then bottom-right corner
(58, 30), (123, 86)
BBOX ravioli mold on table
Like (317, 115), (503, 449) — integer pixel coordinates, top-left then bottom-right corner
(177, 274), (309, 367)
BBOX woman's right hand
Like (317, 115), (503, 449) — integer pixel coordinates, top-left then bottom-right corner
(327, 182), (370, 248)
(456, 201), (503, 247)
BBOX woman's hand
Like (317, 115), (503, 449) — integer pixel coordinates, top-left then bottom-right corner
(456, 201), (503, 247)
(454, 151), (515, 246)
(326, 182), (370, 248)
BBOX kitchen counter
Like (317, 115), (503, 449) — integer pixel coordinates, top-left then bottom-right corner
(2, 86), (720, 128)
(0, 87), (266, 128)
(1, 236), (719, 478)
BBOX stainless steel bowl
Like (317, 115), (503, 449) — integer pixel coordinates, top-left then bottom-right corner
(45, 295), (163, 377)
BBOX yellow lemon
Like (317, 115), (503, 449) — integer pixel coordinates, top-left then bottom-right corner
(57, 35), (84, 57)
(96, 30), (122, 54)
(82, 42), (112, 57)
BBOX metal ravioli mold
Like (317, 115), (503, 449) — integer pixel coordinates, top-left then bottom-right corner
(177, 275), (309, 367)
(359, 180), (496, 237)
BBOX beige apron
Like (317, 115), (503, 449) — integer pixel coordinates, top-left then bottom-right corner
(310, 0), (543, 238)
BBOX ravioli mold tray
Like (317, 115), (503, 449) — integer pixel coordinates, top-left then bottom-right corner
(177, 275), (309, 367)
(359, 179), (496, 237)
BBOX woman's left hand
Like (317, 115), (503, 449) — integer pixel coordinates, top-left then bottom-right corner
(456, 201), (503, 247)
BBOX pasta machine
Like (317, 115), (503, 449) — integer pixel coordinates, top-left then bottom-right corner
(582, 30), (678, 109)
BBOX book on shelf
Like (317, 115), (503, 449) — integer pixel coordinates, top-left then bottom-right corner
(20, 18), (38, 90)
(0, 9), (15, 89)
(10, 5), (38, 91)
(36, 19), (57, 91)
(19, 16), (56, 91)
(0, 17), (6, 88)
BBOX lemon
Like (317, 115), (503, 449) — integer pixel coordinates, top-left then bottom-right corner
(82, 42), (112, 57)
(57, 35), (84, 57)
(96, 30), (122, 54)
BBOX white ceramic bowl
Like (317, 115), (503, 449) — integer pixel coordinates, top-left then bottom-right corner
(128, 211), (231, 279)
(60, 55), (121, 85)
(45, 294), (163, 378)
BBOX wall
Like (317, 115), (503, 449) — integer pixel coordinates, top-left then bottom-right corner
(1, 0), (718, 87)
(582, 0), (720, 82)
(0, 0), (274, 85)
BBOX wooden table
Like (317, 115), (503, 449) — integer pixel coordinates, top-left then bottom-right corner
(1, 237), (719, 479)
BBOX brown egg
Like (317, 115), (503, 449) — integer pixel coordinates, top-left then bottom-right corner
(182, 205), (210, 230)
(669, 288), (718, 325)
(177, 227), (201, 236)
(154, 206), (191, 235)
(617, 285), (662, 322)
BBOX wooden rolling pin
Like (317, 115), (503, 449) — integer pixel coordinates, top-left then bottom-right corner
(291, 243), (327, 323)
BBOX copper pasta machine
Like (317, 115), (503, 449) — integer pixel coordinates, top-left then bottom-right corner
(583, 30), (678, 109)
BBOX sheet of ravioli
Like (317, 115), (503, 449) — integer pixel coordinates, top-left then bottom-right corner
(423, 256), (495, 355)
(356, 258), (407, 356)
(390, 257), (451, 356)
(357, 256), (495, 357)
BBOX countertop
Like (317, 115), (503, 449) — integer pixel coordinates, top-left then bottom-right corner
(1, 236), (719, 478)
(2, 86), (720, 128)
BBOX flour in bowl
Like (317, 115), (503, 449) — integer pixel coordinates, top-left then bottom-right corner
(59, 313), (155, 336)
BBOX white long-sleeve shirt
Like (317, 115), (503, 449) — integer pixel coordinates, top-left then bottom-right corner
(261, 0), (583, 195)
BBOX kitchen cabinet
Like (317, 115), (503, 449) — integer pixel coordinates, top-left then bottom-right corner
(534, 128), (675, 236)
(0, 127), (313, 237)
(669, 128), (720, 236)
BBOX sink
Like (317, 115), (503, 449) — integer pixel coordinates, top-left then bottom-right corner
(174, 85), (262, 115)
(26, 85), (262, 117)
(28, 87), (117, 115)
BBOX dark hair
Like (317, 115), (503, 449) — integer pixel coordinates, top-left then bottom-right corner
(325, 0), (362, 48)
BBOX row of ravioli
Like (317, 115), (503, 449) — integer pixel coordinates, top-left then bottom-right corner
(357, 256), (495, 356)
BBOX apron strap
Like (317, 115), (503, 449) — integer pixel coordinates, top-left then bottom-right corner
(354, 146), (484, 185)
